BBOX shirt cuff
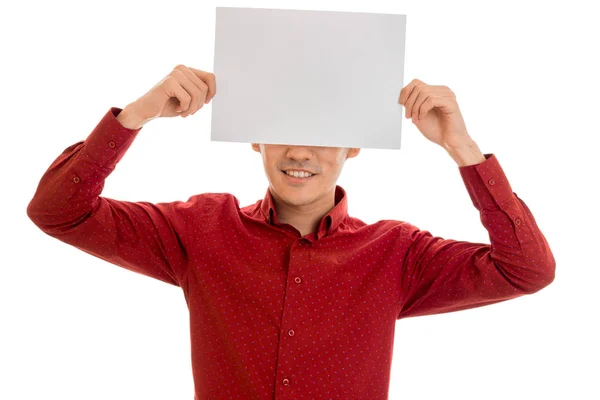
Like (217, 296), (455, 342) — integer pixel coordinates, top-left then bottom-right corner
(80, 107), (142, 168)
(459, 153), (515, 211)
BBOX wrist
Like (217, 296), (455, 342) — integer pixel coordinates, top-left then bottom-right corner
(116, 103), (146, 130)
(445, 140), (486, 167)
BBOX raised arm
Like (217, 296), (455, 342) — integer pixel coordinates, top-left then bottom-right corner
(397, 154), (555, 318)
(26, 65), (217, 286)
(395, 79), (555, 318)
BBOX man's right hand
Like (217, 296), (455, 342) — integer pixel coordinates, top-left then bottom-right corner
(117, 65), (217, 129)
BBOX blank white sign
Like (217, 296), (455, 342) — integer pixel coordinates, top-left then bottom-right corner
(211, 7), (406, 149)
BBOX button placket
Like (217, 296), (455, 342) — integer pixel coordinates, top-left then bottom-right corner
(276, 240), (307, 391)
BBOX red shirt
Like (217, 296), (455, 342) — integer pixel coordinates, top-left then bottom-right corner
(27, 108), (555, 399)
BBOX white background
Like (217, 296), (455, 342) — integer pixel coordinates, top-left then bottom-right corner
(2, 1), (598, 399)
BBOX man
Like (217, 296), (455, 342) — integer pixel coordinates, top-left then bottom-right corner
(27, 64), (555, 399)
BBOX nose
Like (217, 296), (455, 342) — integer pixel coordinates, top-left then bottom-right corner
(285, 145), (315, 161)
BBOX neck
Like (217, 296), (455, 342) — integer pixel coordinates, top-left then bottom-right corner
(272, 188), (336, 237)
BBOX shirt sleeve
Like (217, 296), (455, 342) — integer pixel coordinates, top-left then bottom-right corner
(26, 107), (205, 287)
(397, 153), (555, 319)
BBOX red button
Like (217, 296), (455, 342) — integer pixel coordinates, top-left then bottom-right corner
(488, 178), (495, 185)
(288, 329), (295, 336)
(108, 141), (116, 148)
(515, 218), (521, 225)
(72, 176), (80, 183)
(282, 378), (290, 386)
(294, 277), (302, 283)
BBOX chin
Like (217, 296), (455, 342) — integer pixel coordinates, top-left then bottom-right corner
(272, 184), (315, 206)
(285, 196), (316, 208)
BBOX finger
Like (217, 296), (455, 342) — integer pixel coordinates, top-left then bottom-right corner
(418, 96), (453, 121)
(398, 78), (424, 106)
(404, 83), (425, 118)
(399, 79), (419, 105)
(416, 95), (433, 121)
(409, 86), (452, 119)
(172, 69), (206, 117)
(189, 67), (217, 103)
(164, 76), (192, 114)
(175, 65), (209, 112)
(411, 90), (429, 121)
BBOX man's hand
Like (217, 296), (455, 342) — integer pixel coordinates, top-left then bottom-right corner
(398, 79), (470, 149)
(398, 79), (485, 166)
(117, 65), (217, 129)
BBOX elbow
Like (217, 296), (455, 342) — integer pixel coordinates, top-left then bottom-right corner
(519, 237), (556, 293)
(542, 257), (556, 288)
(27, 197), (51, 230)
(526, 256), (556, 294)
(538, 247), (557, 290)
(26, 199), (40, 225)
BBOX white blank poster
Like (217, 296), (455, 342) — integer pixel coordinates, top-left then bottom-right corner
(211, 7), (406, 149)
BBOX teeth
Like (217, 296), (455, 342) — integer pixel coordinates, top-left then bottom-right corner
(285, 170), (313, 178)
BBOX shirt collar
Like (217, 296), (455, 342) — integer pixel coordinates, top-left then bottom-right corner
(260, 185), (348, 239)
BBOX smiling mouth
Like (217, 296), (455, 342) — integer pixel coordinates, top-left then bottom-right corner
(281, 170), (316, 179)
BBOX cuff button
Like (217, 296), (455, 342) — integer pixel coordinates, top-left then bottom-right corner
(488, 178), (496, 186)
(515, 218), (521, 225)
(108, 141), (116, 149)
(73, 176), (80, 183)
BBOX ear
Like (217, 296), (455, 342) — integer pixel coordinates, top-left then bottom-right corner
(346, 148), (360, 159)
(251, 143), (261, 153)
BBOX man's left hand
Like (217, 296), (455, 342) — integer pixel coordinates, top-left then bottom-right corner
(399, 79), (474, 151)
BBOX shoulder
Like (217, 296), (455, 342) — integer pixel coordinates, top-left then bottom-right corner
(342, 215), (415, 238)
(169, 192), (240, 223)
(187, 192), (239, 209)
